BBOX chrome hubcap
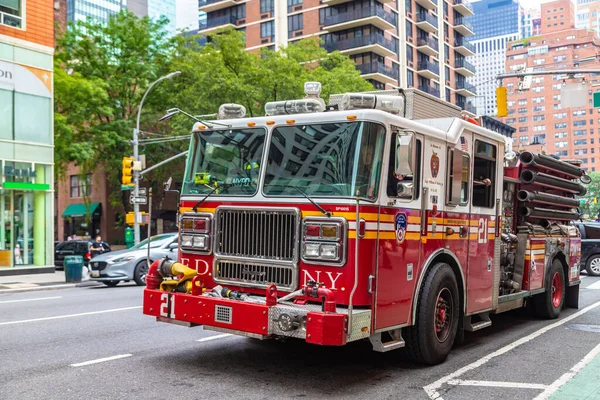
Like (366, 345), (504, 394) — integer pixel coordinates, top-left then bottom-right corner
(590, 258), (600, 274)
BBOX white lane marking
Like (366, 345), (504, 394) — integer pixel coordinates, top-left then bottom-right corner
(424, 300), (600, 400)
(196, 333), (232, 342)
(0, 306), (142, 326)
(533, 342), (600, 400)
(70, 354), (132, 367)
(447, 379), (547, 390)
(587, 280), (600, 290)
(0, 296), (62, 304)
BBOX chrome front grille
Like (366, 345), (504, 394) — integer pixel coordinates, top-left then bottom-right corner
(215, 260), (296, 290)
(215, 207), (299, 261)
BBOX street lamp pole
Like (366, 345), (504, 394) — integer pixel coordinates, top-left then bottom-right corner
(133, 71), (181, 245)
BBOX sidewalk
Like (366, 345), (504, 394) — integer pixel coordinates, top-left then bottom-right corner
(0, 269), (100, 292)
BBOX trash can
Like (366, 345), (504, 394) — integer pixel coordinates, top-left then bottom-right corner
(64, 255), (84, 283)
(125, 227), (134, 249)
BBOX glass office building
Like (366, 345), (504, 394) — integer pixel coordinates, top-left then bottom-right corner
(149, 0), (176, 35)
(469, 0), (522, 41)
(67, 0), (125, 24)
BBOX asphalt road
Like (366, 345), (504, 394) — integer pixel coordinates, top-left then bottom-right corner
(1, 275), (599, 400)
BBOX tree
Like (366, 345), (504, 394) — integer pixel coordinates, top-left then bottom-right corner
(54, 11), (178, 211)
(581, 172), (600, 219)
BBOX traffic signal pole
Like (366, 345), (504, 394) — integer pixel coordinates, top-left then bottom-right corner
(132, 71), (180, 245)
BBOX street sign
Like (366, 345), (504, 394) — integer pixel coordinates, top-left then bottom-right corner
(130, 196), (147, 205)
(594, 92), (600, 108)
(121, 184), (135, 191)
(138, 187), (147, 195)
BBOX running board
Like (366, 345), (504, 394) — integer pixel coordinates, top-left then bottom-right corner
(369, 329), (405, 352)
(463, 313), (492, 332)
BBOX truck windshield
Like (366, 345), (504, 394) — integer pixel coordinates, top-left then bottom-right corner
(182, 128), (267, 195)
(263, 122), (386, 200)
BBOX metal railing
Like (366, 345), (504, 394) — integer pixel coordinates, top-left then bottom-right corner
(456, 81), (477, 94)
(418, 85), (441, 97)
(323, 6), (397, 27)
(454, 0), (474, 13)
(417, 36), (439, 50)
(417, 60), (440, 75)
(199, 14), (238, 30)
(455, 58), (476, 74)
(416, 12), (438, 27)
(357, 62), (399, 80)
(454, 38), (475, 53)
(454, 17), (474, 32)
(322, 34), (398, 53)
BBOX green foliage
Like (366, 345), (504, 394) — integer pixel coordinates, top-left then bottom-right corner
(55, 19), (374, 210)
(581, 172), (600, 219)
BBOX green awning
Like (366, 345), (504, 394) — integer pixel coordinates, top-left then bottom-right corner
(62, 202), (101, 218)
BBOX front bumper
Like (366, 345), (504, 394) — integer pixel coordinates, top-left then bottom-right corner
(143, 289), (371, 346)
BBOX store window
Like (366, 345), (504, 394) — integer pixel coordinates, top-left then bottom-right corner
(0, 0), (24, 29)
(70, 175), (92, 198)
(14, 93), (52, 144)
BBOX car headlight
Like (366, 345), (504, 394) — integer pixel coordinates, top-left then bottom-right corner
(181, 234), (193, 248)
(110, 256), (134, 264)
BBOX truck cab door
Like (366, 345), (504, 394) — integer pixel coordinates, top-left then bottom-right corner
(467, 137), (500, 314)
(375, 130), (424, 331)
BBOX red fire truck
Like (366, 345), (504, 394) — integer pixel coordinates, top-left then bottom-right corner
(143, 85), (585, 365)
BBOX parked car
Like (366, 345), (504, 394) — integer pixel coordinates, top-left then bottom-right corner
(573, 221), (600, 276)
(54, 240), (101, 269)
(89, 233), (178, 287)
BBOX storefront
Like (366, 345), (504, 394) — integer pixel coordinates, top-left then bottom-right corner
(0, 161), (53, 268)
(62, 202), (102, 240)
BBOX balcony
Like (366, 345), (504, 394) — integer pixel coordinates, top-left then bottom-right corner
(416, 36), (439, 56)
(357, 62), (399, 85)
(323, 0), (395, 5)
(418, 85), (441, 98)
(452, 0), (474, 17)
(322, 6), (397, 32)
(416, 60), (440, 79)
(455, 81), (477, 97)
(455, 59), (476, 77)
(454, 17), (474, 36)
(323, 34), (398, 58)
(454, 38), (475, 56)
(415, 0), (437, 10)
(457, 101), (477, 114)
(415, 12), (438, 33)
(199, 0), (245, 13)
(199, 15), (238, 34)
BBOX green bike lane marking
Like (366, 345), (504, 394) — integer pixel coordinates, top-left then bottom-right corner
(545, 343), (600, 400)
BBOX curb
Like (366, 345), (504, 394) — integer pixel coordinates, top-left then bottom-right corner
(0, 282), (102, 294)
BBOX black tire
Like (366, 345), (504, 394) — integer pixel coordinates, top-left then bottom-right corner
(585, 255), (600, 277)
(534, 259), (565, 319)
(133, 261), (150, 286)
(103, 280), (120, 287)
(404, 262), (460, 365)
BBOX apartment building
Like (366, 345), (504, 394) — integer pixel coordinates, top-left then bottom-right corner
(503, 0), (600, 172)
(198, 0), (476, 111)
(467, 0), (522, 116)
(523, 7), (541, 38)
(576, 0), (600, 38)
(0, 0), (55, 272)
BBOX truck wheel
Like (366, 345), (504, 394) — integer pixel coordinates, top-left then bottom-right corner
(103, 280), (120, 287)
(134, 261), (150, 286)
(404, 262), (460, 365)
(586, 255), (600, 277)
(534, 259), (565, 319)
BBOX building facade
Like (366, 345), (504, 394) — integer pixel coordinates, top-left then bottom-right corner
(466, 0), (522, 116)
(502, 1), (600, 172)
(523, 7), (541, 38)
(198, 0), (476, 112)
(66, 0), (125, 24)
(576, 0), (600, 37)
(0, 0), (55, 272)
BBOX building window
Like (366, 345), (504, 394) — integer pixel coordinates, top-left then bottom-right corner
(288, 0), (303, 12)
(288, 14), (303, 38)
(260, 0), (274, 14)
(0, 0), (23, 28)
(261, 21), (274, 40)
(407, 70), (414, 87)
(70, 175), (92, 198)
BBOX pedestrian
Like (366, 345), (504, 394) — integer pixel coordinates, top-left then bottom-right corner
(72, 234), (78, 240)
(90, 235), (110, 258)
(14, 243), (23, 265)
(67, 235), (73, 241)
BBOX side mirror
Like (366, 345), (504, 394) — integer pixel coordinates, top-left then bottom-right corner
(395, 133), (415, 177)
(397, 182), (414, 199)
(168, 242), (178, 252)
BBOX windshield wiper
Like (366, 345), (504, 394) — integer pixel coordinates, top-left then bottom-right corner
(192, 184), (229, 212)
(268, 184), (331, 217)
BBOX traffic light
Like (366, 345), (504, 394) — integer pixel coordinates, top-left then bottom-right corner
(496, 86), (508, 117)
(122, 157), (135, 186)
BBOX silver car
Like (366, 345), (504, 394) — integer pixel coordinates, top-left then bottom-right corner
(89, 233), (178, 287)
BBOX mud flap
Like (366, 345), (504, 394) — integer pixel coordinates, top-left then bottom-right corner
(565, 283), (579, 309)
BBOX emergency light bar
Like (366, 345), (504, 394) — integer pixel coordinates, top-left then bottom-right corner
(217, 103), (246, 120)
(340, 93), (404, 115)
(264, 98), (325, 116)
